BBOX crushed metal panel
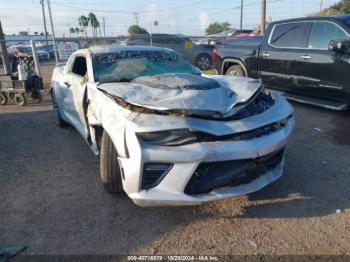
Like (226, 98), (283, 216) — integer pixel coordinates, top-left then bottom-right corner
(98, 75), (261, 115)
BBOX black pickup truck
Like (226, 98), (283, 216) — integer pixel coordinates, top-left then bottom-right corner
(214, 15), (350, 110)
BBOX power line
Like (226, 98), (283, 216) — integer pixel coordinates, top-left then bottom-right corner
(49, 0), (209, 14)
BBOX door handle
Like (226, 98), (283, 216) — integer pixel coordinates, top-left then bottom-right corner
(64, 82), (71, 88)
(262, 53), (271, 58)
(300, 55), (312, 60)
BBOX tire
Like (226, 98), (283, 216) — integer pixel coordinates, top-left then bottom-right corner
(195, 54), (212, 70)
(0, 92), (8, 105)
(51, 90), (69, 127)
(14, 93), (27, 106)
(99, 131), (124, 194)
(225, 65), (245, 76)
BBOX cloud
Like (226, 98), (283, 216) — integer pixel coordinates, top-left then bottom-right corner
(199, 12), (209, 32)
(142, 3), (175, 33)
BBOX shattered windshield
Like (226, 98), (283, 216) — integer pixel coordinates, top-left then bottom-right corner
(92, 50), (201, 83)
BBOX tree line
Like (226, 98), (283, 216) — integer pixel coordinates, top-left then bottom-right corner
(69, 13), (101, 38)
(314, 0), (350, 16)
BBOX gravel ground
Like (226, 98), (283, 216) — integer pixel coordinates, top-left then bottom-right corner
(0, 62), (350, 256)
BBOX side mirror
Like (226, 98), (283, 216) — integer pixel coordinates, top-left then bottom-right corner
(329, 39), (350, 53)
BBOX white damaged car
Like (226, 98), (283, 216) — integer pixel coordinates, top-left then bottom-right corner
(50, 45), (294, 206)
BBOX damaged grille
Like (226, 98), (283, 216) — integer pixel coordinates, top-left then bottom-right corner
(228, 92), (275, 120)
(219, 91), (275, 121)
(184, 148), (285, 195)
(194, 117), (290, 143)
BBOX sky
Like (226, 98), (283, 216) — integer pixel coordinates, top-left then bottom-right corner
(0, 0), (341, 37)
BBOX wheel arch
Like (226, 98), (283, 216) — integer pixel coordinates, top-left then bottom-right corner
(222, 58), (247, 76)
(90, 124), (129, 158)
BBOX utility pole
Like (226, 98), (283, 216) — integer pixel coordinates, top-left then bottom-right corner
(240, 0), (243, 30)
(103, 17), (106, 39)
(0, 20), (11, 74)
(320, 0), (323, 12)
(134, 12), (139, 26)
(47, 0), (58, 63)
(260, 0), (266, 33)
(40, 0), (49, 46)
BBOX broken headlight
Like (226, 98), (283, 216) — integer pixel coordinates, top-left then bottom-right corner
(137, 129), (198, 146)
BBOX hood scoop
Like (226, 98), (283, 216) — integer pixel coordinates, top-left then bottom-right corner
(98, 73), (262, 116)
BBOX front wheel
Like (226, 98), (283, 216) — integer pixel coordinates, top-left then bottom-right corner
(99, 131), (124, 194)
(195, 54), (212, 70)
(225, 65), (245, 76)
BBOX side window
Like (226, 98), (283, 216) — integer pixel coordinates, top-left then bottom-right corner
(270, 22), (309, 48)
(307, 22), (348, 49)
(71, 56), (87, 77)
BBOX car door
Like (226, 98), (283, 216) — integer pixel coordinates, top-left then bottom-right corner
(297, 21), (350, 101)
(259, 21), (311, 92)
(63, 55), (90, 139)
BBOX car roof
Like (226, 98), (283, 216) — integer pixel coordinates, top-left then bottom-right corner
(334, 14), (350, 21)
(88, 44), (172, 54)
(269, 14), (350, 25)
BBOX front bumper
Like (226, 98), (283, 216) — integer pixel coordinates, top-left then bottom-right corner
(117, 94), (294, 206)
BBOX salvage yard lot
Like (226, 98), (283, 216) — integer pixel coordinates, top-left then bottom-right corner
(0, 62), (350, 256)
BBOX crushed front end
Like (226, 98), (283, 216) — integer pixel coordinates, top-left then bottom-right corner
(114, 88), (294, 206)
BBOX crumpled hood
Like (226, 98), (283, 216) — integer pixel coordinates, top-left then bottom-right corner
(98, 73), (262, 116)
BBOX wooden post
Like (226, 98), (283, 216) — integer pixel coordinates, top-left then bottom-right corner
(261, 0), (266, 33)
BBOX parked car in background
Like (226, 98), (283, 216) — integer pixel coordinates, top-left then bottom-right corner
(214, 15), (350, 110)
(199, 29), (254, 45)
(50, 45), (294, 206)
(7, 45), (50, 61)
(125, 34), (214, 70)
(37, 44), (55, 59)
(7, 45), (32, 58)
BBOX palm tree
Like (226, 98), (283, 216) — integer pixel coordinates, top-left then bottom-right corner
(74, 27), (80, 37)
(88, 13), (99, 38)
(69, 27), (75, 38)
(78, 15), (89, 38)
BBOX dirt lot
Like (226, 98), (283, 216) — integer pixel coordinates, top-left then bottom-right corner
(0, 61), (350, 256)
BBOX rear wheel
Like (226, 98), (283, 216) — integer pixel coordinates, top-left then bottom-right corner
(0, 92), (8, 105)
(195, 54), (212, 70)
(14, 93), (27, 106)
(225, 65), (245, 76)
(99, 131), (124, 194)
